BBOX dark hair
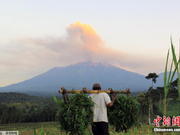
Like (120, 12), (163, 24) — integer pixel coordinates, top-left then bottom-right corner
(92, 83), (101, 90)
(93, 87), (101, 90)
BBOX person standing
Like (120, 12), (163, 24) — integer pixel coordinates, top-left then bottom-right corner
(88, 83), (117, 135)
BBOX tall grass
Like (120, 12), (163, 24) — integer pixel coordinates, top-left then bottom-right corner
(170, 38), (180, 96)
(163, 37), (180, 116)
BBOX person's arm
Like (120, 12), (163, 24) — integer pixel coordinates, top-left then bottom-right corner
(108, 94), (117, 107)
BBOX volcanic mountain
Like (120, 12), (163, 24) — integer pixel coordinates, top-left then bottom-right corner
(0, 61), (154, 96)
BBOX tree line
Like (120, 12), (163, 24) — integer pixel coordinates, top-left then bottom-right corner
(138, 72), (179, 124)
(0, 93), (63, 124)
(0, 78), (179, 125)
(0, 101), (59, 124)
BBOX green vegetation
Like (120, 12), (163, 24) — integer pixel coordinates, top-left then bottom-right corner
(163, 37), (180, 116)
(54, 93), (94, 135)
(1, 122), (180, 135)
(136, 85), (180, 124)
(170, 38), (180, 97)
(0, 92), (62, 105)
(0, 92), (62, 124)
(108, 95), (140, 132)
(145, 72), (159, 125)
(0, 88), (180, 134)
(0, 122), (61, 135)
(155, 98), (180, 117)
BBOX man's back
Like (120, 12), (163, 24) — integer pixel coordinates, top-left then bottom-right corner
(89, 93), (111, 123)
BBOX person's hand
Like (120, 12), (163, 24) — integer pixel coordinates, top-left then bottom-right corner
(108, 94), (118, 107)
(113, 94), (117, 100)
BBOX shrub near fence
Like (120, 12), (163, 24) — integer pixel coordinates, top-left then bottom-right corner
(54, 93), (94, 135)
(54, 90), (140, 134)
(108, 95), (140, 133)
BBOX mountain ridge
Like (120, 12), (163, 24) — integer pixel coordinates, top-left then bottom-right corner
(0, 61), (176, 96)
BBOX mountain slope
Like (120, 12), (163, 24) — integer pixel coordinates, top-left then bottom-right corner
(0, 61), (153, 96)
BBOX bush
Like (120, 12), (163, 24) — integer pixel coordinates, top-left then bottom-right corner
(108, 95), (140, 132)
(54, 93), (94, 135)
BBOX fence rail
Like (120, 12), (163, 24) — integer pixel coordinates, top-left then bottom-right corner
(59, 87), (131, 95)
(59, 87), (131, 103)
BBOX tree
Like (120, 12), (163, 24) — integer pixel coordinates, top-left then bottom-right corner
(171, 78), (178, 89)
(136, 93), (148, 116)
(145, 73), (159, 88)
(145, 72), (159, 125)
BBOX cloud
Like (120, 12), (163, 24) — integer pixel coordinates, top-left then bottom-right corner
(14, 21), (126, 66)
(0, 22), (166, 86)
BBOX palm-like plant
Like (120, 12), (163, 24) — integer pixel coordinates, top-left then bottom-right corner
(145, 73), (159, 89)
(145, 73), (158, 125)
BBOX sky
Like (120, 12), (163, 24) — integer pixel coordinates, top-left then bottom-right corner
(0, 0), (180, 87)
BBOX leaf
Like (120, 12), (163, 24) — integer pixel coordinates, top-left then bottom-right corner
(53, 95), (61, 104)
(164, 49), (170, 99)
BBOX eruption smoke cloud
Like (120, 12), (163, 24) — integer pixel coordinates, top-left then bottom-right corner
(0, 22), (165, 86)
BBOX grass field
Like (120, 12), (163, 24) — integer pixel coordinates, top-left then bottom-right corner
(1, 122), (180, 135)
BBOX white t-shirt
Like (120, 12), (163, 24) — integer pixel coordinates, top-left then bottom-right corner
(88, 93), (111, 123)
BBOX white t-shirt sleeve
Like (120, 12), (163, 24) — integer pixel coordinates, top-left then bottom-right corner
(104, 93), (111, 105)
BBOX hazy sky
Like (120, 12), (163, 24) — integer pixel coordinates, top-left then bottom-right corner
(0, 0), (180, 87)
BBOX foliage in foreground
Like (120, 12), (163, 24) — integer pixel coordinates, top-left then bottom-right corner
(163, 38), (180, 116)
(108, 95), (140, 132)
(2, 122), (180, 135)
(54, 93), (94, 135)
